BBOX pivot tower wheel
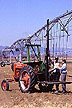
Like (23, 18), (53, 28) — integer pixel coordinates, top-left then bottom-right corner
(1, 62), (5, 67)
(19, 65), (35, 93)
(1, 80), (9, 91)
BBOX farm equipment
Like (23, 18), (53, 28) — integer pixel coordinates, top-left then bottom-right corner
(1, 19), (55, 93)
(1, 42), (55, 93)
(1, 11), (72, 93)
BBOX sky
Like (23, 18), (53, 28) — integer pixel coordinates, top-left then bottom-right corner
(0, 0), (72, 46)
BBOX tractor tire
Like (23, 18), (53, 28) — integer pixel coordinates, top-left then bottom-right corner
(19, 65), (35, 93)
(1, 62), (5, 67)
(39, 83), (54, 92)
(1, 80), (9, 91)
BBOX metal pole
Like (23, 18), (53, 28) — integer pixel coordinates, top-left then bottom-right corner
(10, 51), (11, 64)
(19, 50), (21, 62)
(45, 19), (49, 81)
(53, 44), (54, 60)
(27, 46), (30, 62)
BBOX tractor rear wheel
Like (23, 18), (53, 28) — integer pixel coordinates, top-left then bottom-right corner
(39, 83), (54, 92)
(1, 80), (9, 91)
(19, 65), (35, 93)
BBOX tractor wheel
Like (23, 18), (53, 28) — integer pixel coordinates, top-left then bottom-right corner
(19, 65), (35, 93)
(1, 80), (9, 91)
(39, 83), (54, 92)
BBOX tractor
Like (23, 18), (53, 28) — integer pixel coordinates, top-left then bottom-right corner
(1, 43), (55, 93)
(1, 19), (56, 93)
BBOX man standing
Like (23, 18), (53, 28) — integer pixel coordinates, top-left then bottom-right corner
(57, 59), (67, 93)
(50, 57), (60, 93)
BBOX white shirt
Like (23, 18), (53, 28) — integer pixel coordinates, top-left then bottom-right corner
(53, 62), (60, 73)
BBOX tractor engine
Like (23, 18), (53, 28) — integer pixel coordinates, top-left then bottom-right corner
(11, 62), (27, 81)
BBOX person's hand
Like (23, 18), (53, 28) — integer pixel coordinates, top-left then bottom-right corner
(54, 65), (58, 69)
(55, 64), (59, 69)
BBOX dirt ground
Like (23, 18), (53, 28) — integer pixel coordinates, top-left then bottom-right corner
(0, 63), (72, 108)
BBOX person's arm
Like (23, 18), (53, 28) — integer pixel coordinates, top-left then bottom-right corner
(49, 67), (56, 72)
(57, 64), (66, 70)
(56, 65), (62, 69)
(49, 57), (53, 64)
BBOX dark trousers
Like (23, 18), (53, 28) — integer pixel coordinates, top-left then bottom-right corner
(55, 72), (60, 91)
(61, 73), (66, 92)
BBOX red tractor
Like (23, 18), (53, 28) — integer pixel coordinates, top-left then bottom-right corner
(0, 19), (59, 93)
(1, 44), (48, 92)
(1, 42), (55, 93)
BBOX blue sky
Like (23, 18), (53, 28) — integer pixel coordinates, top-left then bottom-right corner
(0, 0), (72, 46)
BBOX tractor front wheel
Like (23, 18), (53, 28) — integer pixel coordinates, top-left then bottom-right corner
(1, 80), (9, 91)
(19, 65), (35, 93)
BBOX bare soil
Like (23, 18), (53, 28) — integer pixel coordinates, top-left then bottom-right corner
(0, 63), (72, 108)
